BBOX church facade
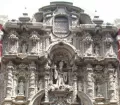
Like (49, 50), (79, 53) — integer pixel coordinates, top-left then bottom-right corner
(0, 1), (119, 105)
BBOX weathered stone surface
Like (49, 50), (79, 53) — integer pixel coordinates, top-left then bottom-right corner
(0, 1), (119, 105)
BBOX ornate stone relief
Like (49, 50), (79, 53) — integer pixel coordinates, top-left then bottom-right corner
(83, 32), (93, 56)
(107, 64), (116, 102)
(86, 64), (94, 99)
(8, 30), (18, 54)
(104, 33), (116, 58)
(6, 61), (14, 99)
(94, 65), (105, 97)
(30, 31), (39, 54)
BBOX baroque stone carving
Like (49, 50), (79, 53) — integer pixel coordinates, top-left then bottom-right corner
(29, 62), (36, 99)
(20, 42), (28, 53)
(86, 64), (94, 99)
(6, 61), (14, 99)
(8, 30), (18, 54)
(30, 31), (39, 54)
(104, 33), (116, 58)
(83, 32), (93, 56)
(107, 64), (116, 102)
(18, 79), (25, 95)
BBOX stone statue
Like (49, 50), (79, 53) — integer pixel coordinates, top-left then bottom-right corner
(83, 33), (93, 56)
(54, 61), (66, 87)
(18, 80), (24, 95)
(30, 31), (39, 54)
(21, 42), (28, 53)
(9, 32), (18, 54)
(95, 45), (100, 56)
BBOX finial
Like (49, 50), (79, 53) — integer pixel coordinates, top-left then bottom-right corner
(94, 10), (99, 18)
(19, 6), (30, 22)
(23, 7), (28, 16)
(93, 10), (103, 25)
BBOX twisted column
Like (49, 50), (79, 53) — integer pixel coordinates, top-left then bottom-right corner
(6, 61), (14, 99)
(29, 62), (36, 99)
(44, 63), (50, 102)
(108, 64), (116, 102)
(72, 72), (77, 103)
(86, 64), (94, 99)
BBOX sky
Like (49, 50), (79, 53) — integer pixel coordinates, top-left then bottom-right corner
(0, 0), (120, 23)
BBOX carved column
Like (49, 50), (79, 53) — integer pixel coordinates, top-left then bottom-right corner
(6, 61), (14, 99)
(72, 72), (77, 103)
(108, 64), (116, 103)
(29, 62), (36, 99)
(44, 63), (50, 102)
(86, 64), (94, 99)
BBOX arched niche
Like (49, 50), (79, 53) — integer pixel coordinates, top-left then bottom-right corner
(29, 90), (93, 105)
(46, 41), (77, 66)
(17, 76), (26, 96)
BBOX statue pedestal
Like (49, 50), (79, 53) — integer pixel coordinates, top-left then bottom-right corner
(16, 95), (25, 100)
(41, 101), (52, 105)
(109, 100), (117, 105)
(95, 96), (105, 105)
(71, 102), (79, 105)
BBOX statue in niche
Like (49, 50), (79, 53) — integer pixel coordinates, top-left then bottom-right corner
(104, 33), (116, 58)
(54, 61), (68, 87)
(9, 31), (18, 54)
(94, 44), (100, 56)
(96, 82), (103, 97)
(30, 31), (39, 54)
(21, 42), (28, 53)
(18, 80), (25, 95)
(83, 33), (93, 56)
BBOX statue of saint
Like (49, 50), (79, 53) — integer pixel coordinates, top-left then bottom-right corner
(54, 61), (65, 87)
(21, 42), (28, 53)
(18, 80), (24, 95)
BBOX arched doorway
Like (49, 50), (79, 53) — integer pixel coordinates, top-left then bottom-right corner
(29, 90), (93, 105)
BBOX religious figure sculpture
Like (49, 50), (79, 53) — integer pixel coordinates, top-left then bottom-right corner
(30, 31), (39, 54)
(104, 33), (116, 58)
(53, 60), (69, 89)
(83, 33), (93, 56)
(8, 31), (18, 54)
(54, 61), (65, 87)
(21, 42), (28, 53)
(18, 80), (24, 95)
(94, 45), (100, 56)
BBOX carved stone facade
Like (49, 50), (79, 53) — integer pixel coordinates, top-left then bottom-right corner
(0, 1), (119, 105)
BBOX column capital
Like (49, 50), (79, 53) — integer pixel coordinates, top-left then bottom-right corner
(7, 61), (14, 70)
(107, 64), (115, 73)
(86, 64), (93, 71)
(29, 61), (36, 70)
